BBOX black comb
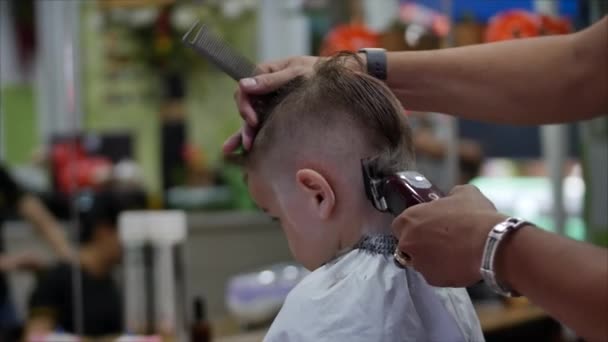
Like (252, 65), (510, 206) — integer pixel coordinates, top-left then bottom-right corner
(182, 20), (294, 131)
(182, 21), (261, 80)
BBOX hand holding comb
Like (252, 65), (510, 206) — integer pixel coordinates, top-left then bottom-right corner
(182, 21), (287, 131)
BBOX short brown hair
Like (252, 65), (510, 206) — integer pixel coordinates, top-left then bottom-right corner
(240, 52), (414, 175)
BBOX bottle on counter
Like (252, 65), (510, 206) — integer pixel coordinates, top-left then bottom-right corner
(119, 213), (150, 335)
(191, 296), (211, 342)
(120, 210), (189, 341)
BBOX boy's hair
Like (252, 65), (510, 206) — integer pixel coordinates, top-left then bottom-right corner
(242, 52), (414, 175)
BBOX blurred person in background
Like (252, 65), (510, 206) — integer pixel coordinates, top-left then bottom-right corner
(25, 187), (146, 339)
(0, 163), (73, 338)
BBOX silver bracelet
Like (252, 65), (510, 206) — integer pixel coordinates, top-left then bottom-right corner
(480, 217), (530, 297)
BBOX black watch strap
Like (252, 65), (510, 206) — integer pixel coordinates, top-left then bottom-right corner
(358, 48), (387, 80)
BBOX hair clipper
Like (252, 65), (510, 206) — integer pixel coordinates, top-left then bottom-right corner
(361, 158), (443, 267)
(361, 158), (443, 216)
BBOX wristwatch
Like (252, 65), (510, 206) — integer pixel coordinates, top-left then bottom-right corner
(357, 48), (387, 80)
(480, 217), (530, 297)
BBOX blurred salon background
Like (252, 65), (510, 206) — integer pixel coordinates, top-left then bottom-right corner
(0, 0), (606, 341)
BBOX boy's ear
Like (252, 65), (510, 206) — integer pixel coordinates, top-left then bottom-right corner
(295, 169), (335, 220)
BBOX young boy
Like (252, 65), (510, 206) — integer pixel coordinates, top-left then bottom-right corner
(239, 54), (483, 341)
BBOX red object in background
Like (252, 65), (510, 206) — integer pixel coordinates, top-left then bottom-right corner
(320, 24), (379, 56)
(51, 143), (86, 175)
(485, 10), (572, 43)
(485, 10), (540, 42)
(540, 15), (572, 35)
(51, 142), (112, 194)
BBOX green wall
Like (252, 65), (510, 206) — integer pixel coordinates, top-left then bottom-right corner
(80, 3), (255, 194)
(0, 85), (38, 164)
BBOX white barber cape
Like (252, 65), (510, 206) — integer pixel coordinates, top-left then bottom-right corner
(264, 248), (484, 342)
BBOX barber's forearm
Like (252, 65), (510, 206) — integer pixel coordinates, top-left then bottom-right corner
(19, 195), (74, 260)
(386, 16), (608, 124)
(495, 225), (608, 341)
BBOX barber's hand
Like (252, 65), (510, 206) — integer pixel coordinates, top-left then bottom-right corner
(392, 184), (507, 287)
(223, 56), (320, 154)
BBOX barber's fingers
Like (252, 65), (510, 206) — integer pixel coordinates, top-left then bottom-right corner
(392, 201), (429, 235)
(234, 87), (258, 126)
(233, 59), (288, 125)
(447, 184), (497, 211)
(223, 130), (243, 155)
(239, 67), (301, 95)
(391, 201), (435, 256)
(233, 60), (296, 126)
(241, 56), (319, 94)
(448, 184), (465, 196)
(241, 123), (257, 150)
(222, 122), (258, 155)
(235, 57), (318, 127)
(257, 58), (291, 73)
(448, 184), (482, 197)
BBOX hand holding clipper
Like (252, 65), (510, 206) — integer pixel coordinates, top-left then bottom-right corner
(361, 159), (443, 267)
